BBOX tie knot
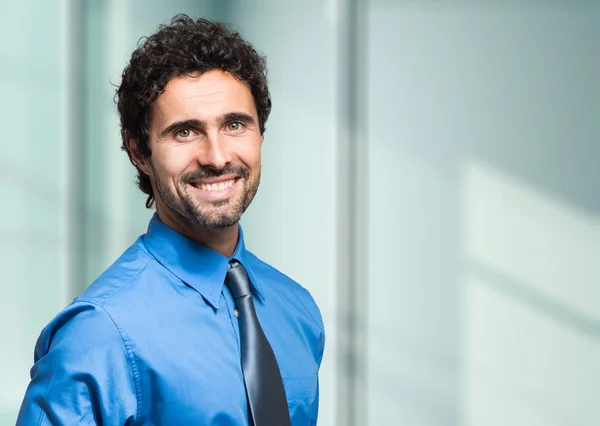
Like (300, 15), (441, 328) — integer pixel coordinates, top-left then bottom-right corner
(226, 260), (252, 299)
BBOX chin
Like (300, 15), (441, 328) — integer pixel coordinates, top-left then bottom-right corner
(188, 207), (241, 229)
(195, 217), (240, 230)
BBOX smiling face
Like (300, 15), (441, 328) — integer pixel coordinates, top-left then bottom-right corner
(131, 70), (263, 231)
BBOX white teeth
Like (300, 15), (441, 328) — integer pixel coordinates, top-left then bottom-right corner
(196, 179), (235, 192)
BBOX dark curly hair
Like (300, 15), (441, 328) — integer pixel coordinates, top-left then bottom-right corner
(116, 14), (271, 208)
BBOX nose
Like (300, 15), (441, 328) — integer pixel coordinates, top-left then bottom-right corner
(198, 131), (232, 170)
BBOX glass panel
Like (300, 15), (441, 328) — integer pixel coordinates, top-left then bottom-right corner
(366, 2), (600, 425)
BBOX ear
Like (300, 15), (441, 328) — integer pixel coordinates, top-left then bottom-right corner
(126, 138), (152, 176)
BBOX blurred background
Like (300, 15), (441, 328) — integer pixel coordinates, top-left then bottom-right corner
(1, 0), (599, 425)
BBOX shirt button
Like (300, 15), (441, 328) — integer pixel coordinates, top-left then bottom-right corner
(234, 309), (239, 317)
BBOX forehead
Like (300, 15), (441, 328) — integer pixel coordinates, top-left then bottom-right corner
(150, 70), (257, 125)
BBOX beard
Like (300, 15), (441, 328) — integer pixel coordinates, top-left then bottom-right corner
(151, 162), (260, 230)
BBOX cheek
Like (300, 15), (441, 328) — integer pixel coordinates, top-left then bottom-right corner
(152, 148), (195, 180)
(236, 140), (262, 172)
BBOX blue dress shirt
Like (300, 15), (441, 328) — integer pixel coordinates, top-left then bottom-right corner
(17, 215), (325, 425)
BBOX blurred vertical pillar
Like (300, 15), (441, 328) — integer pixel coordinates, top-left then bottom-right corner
(336, 0), (369, 425)
(364, 4), (463, 425)
(104, 0), (132, 265)
(81, 0), (145, 286)
(59, 0), (84, 303)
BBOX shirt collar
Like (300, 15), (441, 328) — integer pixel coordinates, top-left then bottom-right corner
(142, 214), (265, 309)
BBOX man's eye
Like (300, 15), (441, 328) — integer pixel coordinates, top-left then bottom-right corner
(176, 129), (193, 138)
(227, 121), (243, 131)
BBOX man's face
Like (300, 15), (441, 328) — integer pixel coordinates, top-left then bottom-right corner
(143, 70), (262, 230)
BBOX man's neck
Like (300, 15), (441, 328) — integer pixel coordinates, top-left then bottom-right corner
(156, 208), (239, 258)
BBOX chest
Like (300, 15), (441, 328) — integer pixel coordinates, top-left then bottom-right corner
(129, 290), (318, 425)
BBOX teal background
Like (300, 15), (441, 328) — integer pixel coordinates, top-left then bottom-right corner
(1, 1), (598, 425)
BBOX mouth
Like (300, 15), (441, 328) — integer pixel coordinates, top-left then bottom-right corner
(187, 176), (241, 201)
(189, 177), (237, 193)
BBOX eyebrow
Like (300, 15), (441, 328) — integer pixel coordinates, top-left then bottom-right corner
(159, 112), (257, 138)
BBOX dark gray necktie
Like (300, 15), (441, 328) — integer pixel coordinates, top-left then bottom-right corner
(226, 260), (291, 426)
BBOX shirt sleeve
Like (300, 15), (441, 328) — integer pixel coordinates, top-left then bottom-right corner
(16, 301), (138, 426)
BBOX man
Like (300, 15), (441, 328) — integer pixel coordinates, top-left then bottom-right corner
(17, 15), (324, 426)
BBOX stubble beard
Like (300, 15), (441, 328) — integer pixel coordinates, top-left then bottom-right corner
(151, 162), (260, 230)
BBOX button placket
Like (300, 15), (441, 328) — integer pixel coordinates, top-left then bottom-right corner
(221, 288), (241, 355)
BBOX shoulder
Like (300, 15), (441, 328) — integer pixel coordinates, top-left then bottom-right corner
(39, 237), (173, 356)
(35, 300), (125, 360)
(75, 237), (177, 312)
(37, 238), (155, 354)
(245, 251), (324, 330)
